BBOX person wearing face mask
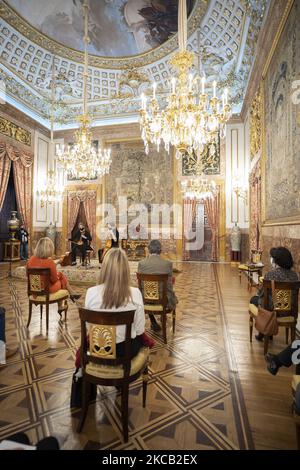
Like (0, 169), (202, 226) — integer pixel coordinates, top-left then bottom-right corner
(250, 247), (298, 341)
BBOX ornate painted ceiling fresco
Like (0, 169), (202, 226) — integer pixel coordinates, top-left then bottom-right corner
(0, 0), (270, 129)
(6, 0), (195, 57)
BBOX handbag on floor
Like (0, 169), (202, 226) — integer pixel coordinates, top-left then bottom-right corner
(255, 281), (278, 336)
(70, 368), (97, 408)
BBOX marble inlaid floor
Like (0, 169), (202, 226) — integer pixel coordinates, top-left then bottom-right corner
(0, 263), (297, 449)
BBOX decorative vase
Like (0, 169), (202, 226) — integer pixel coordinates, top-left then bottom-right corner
(230, 223), (241, 252)
(45, 222), (57, 250)
(7, 211), (20, 241)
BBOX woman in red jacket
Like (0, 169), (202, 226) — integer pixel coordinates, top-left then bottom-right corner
(27, 237), (81, 302)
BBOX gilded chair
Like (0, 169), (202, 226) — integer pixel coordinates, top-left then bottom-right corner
(137, 273), (176, 344)
(249, 280), (300, 355)
(27, 268), (69, 332)
(77, 307), (149, 442)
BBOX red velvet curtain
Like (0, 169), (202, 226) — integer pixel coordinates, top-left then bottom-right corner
(13, 159), (32, 230)
(67, 193), (81, 240)
(82, 194), (96, 252)
(0, 141), (33, 229)
(0, 150), (11, 212)
(67, 190), (96, 256)
(204, 193), (219, 262)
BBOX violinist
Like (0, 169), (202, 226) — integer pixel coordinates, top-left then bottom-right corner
(70, 222), (92, 266)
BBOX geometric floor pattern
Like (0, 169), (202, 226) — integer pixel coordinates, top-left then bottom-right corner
(0, 262), (254, 449)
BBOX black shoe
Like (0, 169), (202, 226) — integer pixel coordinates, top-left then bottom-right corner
(255, 333), (264, 342)
(150, 322), (161, 332)
(70, 294), (81, 303)
(265, 353), (280, 376)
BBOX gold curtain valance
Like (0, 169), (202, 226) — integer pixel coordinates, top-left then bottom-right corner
(68, 190), (96, 202)
(0, 140), (33, 167)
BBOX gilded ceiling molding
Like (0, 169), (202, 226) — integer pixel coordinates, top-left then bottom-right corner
(0, 115), (31, 146)
(249, 87), (262, 159)
(0, 0), (208, 69)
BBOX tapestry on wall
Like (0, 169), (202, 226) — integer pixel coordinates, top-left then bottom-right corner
(264, 0), (300, 223)
(105, 141), (173, 230)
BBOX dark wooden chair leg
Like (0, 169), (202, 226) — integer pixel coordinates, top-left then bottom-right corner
(291, 325), (296, 342)
(172, 309), (176, 334)
(27, 302), (32, 328)
(121, 383), (129, 442)
(162, 314), (167, 344)
(264, 335), (269, 355)
(249, 316), (253, 343)
(64, 302), (68, 322)
(77, 378), (90, 433)
(296, 422), (300, 451)
(142, 366), (148, 408)
(40, 305), (43, 320)
(285, 327), (289, 344)
(46, 303), (49, 332)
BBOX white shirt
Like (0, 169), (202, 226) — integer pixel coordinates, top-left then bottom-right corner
(85, 285), (145, 343)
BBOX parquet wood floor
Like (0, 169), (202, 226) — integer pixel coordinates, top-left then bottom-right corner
(0, 262), (297, 449)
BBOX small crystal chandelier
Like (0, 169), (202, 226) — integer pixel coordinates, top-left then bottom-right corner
(181, 152), (218, 200)
(37, 170), (64, 207)
(140, 0), (232, 159)
(181, 177), (217, 200)
(57, 0), (111, 180)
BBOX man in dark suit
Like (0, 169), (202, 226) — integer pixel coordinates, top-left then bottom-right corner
(71, 222), (92, 266)
(17, 224), (29, 260)
(138, 239), (178, 331)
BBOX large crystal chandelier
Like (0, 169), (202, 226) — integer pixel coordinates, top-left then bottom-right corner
(57, 0), (111, 180)
(140, 0), (232, 159)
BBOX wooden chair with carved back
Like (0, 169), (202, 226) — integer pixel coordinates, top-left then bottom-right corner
(77, 307), (149, 442)
(27, 268), (69, 332)
(137, 273), (176, 344)
(249, 280), (300, 355)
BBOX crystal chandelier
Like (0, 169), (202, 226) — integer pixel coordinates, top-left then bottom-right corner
(181, 177), (217, 200)
(140, 0), (232, 159)
(37, 170), (64, 207)
(181, 149), (218, 200)
(57, 0), (111, 180)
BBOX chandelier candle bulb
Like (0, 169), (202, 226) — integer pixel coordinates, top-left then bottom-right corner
(224, 88), (228, 105)
(171, 77), (176, 94)
(189, 74), (193, 92)
(152, 82), (156, 100)
(213, 81), (217, 98)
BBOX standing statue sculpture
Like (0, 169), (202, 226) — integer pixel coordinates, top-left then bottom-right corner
(230, 223), (241, 262)
(45, 222), (57, 252)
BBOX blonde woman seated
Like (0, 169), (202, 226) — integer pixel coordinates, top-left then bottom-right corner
(27, 237), (81, 303)
(85, 248), (145, 358)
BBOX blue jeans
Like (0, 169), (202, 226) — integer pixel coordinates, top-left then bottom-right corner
(20, 243), (28, 260)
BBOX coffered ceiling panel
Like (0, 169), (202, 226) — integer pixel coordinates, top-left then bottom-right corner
(0, 0), (270, 128)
